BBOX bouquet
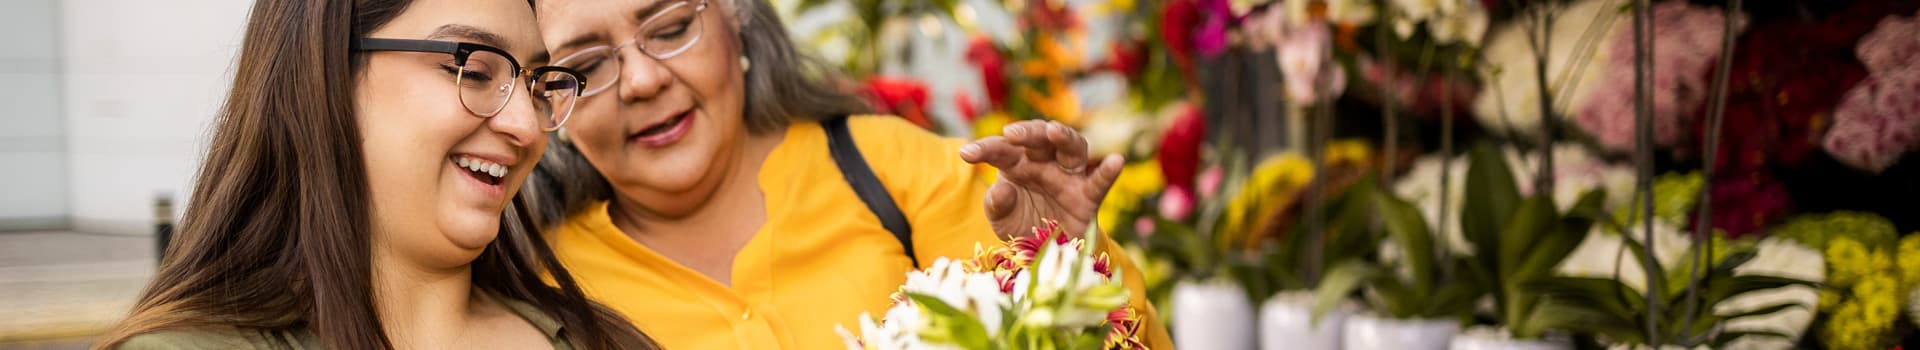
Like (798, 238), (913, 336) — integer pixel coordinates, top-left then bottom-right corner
(837, 220), (1148, 350)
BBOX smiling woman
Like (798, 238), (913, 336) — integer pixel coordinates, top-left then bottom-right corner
(92, 0), (656, 349)
(523, 0), (1171, 348)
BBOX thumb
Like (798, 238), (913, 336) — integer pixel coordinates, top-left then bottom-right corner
(983, 181), (1019, 221)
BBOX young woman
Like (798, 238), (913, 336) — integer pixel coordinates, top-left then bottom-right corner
(96, 0), (657, 348)
(525, 0), (1172, 348)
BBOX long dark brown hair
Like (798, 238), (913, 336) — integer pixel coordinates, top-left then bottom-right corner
(96, 0), (658, 349)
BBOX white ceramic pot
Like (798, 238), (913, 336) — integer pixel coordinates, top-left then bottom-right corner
(1342, 314), (1459, 350)
(1171, 279), (1257, 350)
(1448, 326), (1571, 350)
(1258, 291), (1352, 350)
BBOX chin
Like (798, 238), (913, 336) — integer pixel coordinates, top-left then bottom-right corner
(438, 215), (503, 251)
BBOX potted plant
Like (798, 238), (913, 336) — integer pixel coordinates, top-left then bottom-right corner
(1310, 184), (1481, 350)
(1447, 143), (1613, 350)
(1525, 214), (1819, 349)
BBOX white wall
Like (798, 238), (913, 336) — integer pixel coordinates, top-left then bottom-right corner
(0, 0), (69, 231)
(58, 0), (253, 234)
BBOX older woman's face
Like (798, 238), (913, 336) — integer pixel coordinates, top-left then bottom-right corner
(536, 0), (749, 217)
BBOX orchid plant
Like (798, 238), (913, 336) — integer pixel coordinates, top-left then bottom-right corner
(838, 220), (1149, 350)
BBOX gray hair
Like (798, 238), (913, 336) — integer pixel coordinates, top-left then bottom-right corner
(524, 0), (871, 227)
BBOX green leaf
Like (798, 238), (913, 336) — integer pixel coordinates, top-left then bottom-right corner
(1716, 300), (1807, 321)
(1420, 272), (1484, 318)
(903, 293), (994, 350)
(1462, 143), (1521, 269)
(1375, 190), (1437, 293)
(1521, 298), (1641, 342)
(1312, 260), (1380, 325)
(1525, 277), (1642, 323)
(1702, 275), (1819, 306)
(1497, 196), (1556, 281)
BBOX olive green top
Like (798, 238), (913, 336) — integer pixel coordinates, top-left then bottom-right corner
(114, 297), (570, 350)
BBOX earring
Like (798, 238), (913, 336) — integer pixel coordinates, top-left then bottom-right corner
(740, 56), (751, 72)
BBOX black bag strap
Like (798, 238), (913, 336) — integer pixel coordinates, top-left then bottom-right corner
(822, 116), (919, 268)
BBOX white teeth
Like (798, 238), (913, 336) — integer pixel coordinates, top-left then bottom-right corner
(456, 156), (509, 178)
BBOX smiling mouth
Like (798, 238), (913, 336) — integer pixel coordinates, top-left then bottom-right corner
(454, 155), (506, 186)
(636, 111), (692, 138)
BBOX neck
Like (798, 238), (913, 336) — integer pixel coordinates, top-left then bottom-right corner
(609, 127), (784, 236)
(370, 245), (479, 350)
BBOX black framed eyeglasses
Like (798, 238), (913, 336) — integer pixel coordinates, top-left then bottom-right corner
(552, 0), (710, 97)
(354, 38), (587, 131)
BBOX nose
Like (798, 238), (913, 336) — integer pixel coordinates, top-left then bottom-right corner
(487, 83), (546, 148)
(615, 47), (674, 101)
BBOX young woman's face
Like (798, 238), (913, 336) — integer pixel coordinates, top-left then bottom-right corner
(356, 0), (551, 268)
(536, 0), (750, 217)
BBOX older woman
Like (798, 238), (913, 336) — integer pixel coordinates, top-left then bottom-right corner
(526, 0), (1171, 348)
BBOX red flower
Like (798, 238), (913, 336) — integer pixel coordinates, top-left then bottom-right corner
(1100, 40), (1148, 79)
(1160, 0), (1201, 82)
(1020, 0), (1080, 31)
(1701, 10), (1871, 173)
(1158, 105), (1207, 197)
(964, 36), (1009, 111)
(1092, 253), (1113, 279)
(1702, 172), (1791, 238)
(1105, 307), (1146, 349)
(860, 77), (934, 129)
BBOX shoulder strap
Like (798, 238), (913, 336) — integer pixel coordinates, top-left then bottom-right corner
(822, 116), (919, 268)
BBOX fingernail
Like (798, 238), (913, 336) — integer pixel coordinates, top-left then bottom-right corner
(959, 144), (980, 158)
(1002, 125), (1022, 137)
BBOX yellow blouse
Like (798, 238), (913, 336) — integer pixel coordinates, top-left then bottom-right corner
(548, 116), (1172, 349)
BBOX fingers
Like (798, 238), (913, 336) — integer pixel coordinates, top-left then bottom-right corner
(1084, 154), (1125, 203)
(1046, 121), (1090, 173)
(959, 136), (1024, 170)
(1003, 121), (1056, 164)
(983, 181), (1019, 221)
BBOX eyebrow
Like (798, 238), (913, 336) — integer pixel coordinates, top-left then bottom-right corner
(549, 0), (676, 58)
(427, 24), (512, 52)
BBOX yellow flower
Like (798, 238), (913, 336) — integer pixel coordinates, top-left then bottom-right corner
(973, 112), (1014, 139)
(1324, 139), (1375, 170)
(1098, 160), (1165, 234)
(1819, 289), (1844, 309)
(1218, 153), (1316, 249)
(1826, 238), (1871, 287)
(1899, 233), (1920, 284)
(1822, 300), (1892, 350)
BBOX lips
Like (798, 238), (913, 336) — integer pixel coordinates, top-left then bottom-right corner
(449, 153), (515, 198)
(630, 109), (695, 148)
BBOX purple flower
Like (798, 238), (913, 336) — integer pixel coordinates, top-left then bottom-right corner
(1194, 0), (1233, 58)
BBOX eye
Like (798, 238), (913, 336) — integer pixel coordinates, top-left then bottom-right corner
(649, 22), (690, 41)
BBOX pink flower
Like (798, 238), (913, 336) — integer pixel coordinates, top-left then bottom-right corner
(1574, 2), (1743, 153)
(1133, 217), (1157, 240)
(1242, 5), (1348, 104)
(1824, 65), (1920, 173)
(1159, 186), (1195, 221)
(1197, 165), (1225, 200)
(1855, 11), (1920, 75)
(1825, 10), (1920, 173)
(1194, 0), (1233, 58)
(1277, 20), (1346, 104)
